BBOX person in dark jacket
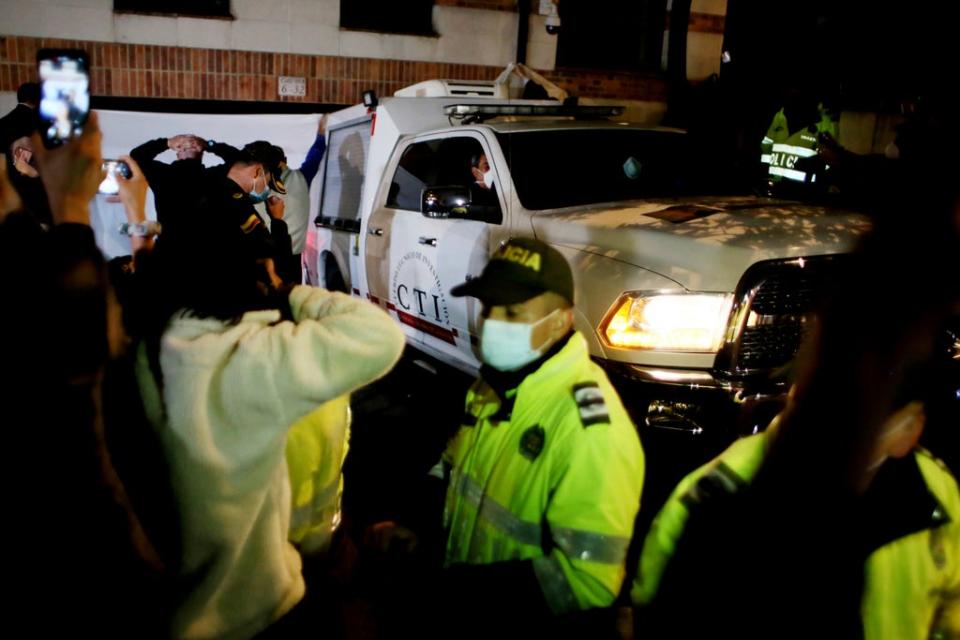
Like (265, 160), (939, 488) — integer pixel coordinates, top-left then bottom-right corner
(1, 112), (167, 638)
(148, 140), (293, 315)
(0, 82), (39, 151)
(129, 133), (238, 229)
(2, 84), (53, 226)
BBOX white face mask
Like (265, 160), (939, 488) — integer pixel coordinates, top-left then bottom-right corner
(482, 169), (494, 189)
(480, 309), (560, 372)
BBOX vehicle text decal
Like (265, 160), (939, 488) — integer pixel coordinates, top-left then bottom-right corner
(389, 250), (455, 343)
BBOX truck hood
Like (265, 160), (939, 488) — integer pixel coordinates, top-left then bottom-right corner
(531, 196), (871, 291)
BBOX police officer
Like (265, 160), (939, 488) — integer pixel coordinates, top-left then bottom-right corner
(206, 141), (287, 244)
(760, 89), (839, 188)
(633, 387), (960, 639)
(251, 117), (328, 266)
(433, 237), (645, 631)
(627, 163), (960, 636)
(156, 141), (291, 288)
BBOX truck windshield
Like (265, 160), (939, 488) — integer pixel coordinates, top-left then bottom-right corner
(496, 129), (749, 211)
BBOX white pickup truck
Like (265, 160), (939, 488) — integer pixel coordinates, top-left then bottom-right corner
(304, 79), (870, 464)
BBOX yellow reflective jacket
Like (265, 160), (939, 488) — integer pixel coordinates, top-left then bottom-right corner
(633, 424), (960, 640)
(443, 332), (645, 613)
(761, 106), (839, 183)
(285, 395), (350, 555)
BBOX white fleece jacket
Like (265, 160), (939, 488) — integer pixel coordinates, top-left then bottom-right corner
(137, 286), (404, 640)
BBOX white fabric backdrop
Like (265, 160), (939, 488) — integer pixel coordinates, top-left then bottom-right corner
(93, 108), (322, 257)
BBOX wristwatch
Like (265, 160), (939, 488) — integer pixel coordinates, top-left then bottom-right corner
(118, 221), (162, 237)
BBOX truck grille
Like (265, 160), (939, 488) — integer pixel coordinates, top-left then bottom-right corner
(737, 323), (807, 370)
(715, 256), (841, 377)
(748, 272), (819, 315)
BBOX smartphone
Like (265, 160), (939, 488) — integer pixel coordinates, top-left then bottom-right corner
(37, 49), (90, 148)
(98, 160), (132, 195)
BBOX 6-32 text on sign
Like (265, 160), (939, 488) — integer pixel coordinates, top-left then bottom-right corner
(278, 76), (306, 97)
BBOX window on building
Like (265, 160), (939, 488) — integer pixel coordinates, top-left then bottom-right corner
(113, 1), (232, 19)
(556, 0), (666, 71)
(340, 0), (437, 37)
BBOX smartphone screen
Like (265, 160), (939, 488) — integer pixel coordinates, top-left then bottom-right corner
(37, 49), (90, 147)
(99, 160), (121, 195)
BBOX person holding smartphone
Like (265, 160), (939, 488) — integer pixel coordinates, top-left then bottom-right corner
(2, 108), (168, 637)
(10, 49), (94, 226)
(90, 157), (158, 260)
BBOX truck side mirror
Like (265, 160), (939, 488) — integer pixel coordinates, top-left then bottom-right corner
(421, 186), (471, 219)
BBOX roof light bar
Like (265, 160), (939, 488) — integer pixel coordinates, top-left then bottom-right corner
(444, 103), (624, 122)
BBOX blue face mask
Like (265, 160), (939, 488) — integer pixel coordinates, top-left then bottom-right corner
(249, 173), (271, 203)
(480, 308), (561, 371)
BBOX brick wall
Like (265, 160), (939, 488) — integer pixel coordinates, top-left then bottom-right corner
(666, 11), (726, 34)
(0, 35), (665, 105)
(545, 67), (667, 103)
(434, 0), (519, 10)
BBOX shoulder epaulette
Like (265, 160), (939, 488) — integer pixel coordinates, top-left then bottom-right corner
(572, 382), (609, 427)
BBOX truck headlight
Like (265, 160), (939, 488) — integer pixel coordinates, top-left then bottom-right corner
(601, 292), (733, 352)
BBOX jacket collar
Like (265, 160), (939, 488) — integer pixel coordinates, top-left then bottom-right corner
(480, 332), (578, 422)
(703, 422), (949, 554)
(481, 331), (574, 395)
(858, 453), (951, 554)
(761, 419), (950, 550)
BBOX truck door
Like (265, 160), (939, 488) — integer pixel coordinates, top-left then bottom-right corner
(306, 112), (372, 292)
(366, 132), (508, 368)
